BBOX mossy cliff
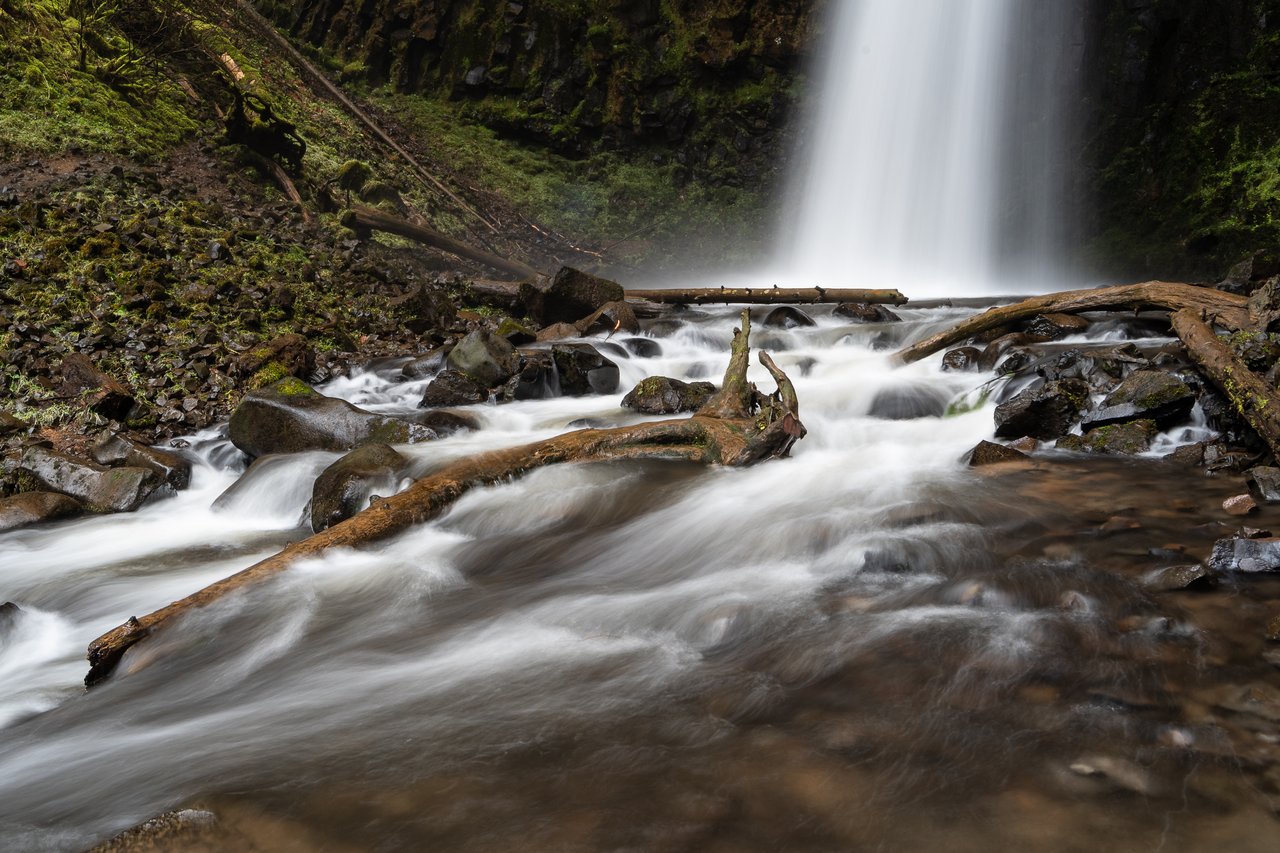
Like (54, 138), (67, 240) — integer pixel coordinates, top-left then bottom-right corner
(1084, 0), (1280, 280)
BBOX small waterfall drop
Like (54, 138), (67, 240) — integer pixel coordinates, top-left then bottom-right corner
(775, 0), (1082, 294)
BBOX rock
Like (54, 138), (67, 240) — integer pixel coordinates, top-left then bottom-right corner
(622, 337), (662, 358)
(966, 440), (1029, 467)
(445, 330), (520, 387)
(551, 343), (619, 395)
(87, 808), (221, 853)
(229, 379), (429, 458)
(237, 333), (315, 389)
(17, 448), (157, 513)
(979, 333), (1032, 370)
(534, 322), (580, 342)
(1247, 466), (1280, 503)
(411, 409), (480, 435)
(500, 350), (558, 401)
(762, 306), (815, 329)
(577, 300), (639, 335)
(1023, 312), (1091, 341)
(90, 434), (192, 491)
(1144, 563), (1218, 592)
(834, 302), (900, 322)
(494, 316), (537, 344)
(522, 267), (625, 325)
(60, 353), (135, 420)
(1265, 614), (1280, 643)
(867, 384), (950, 420)
(1224, 494), (1258, 516)
(941, 347), (981, 371)
(0, 491), (85, 532)
(400, 348), (447, 380)
(1208, 536), (1280, 573)
(0, 602), (20, 635)
(1055, 420), (1158, 455)
(0, 411), (26, 436)
(621, 376), (716, 414)
(1081, 370), (1194, 431)
(420, 370), (489, 407)
(993, 379), (1089, 439)
(1066, 755), (1158, 795)
(1164, 442), (1208, 466)
(310, 443), (407, 532)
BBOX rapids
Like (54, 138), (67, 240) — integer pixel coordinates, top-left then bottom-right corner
(2, 304), (1279, 851)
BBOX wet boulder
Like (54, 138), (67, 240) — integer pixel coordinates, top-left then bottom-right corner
(420, 370), (489, 407)
(534, 322), (581, 343)
(551, 343), (620, 395)
(0, 491), (85, 533)
(979, 333), (1032, 370)
(834, 302), (901, 323)
(762, 306), (816, 329)
(622, 337), (662, 358)
(1247, 466), (1280, 503)
(941, 347), (981, 372)
(621, 376), (716, 414)
(867, 384), (950, 420)
(90, 434), (191, 491)
(966, 440), (1029, 467)
(229, 378), (430, 459)
(1144, 563), (1218, 592)
(1055, 419), (1158, 455)
(1023, 312), (1090, 342)
(1081, 370), (1194, 431)
(310, 443), (407, 532)
(521, 267), (625, 325)
(60, 353), (135, 421)
(401, 348), (447, 380)
(1208, 536), (1280, 573)
(500, 350), (558, 401)
(446, 330), (520, 387)
(577, 301), (640, 335)
(993, 379), (1089, 440)
(17, 448), (158, 513)
(411, 409), (480, 436)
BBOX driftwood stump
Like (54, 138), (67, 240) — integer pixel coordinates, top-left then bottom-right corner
(86, 310), (804, 686)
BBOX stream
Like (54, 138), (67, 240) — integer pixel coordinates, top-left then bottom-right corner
(2, 303), (1279, 851)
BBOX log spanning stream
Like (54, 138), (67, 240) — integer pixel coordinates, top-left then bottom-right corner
(2, 303), (1279, 851)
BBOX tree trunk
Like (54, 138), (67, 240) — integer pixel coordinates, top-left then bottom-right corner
(86, 311), (802, 686)
(894, 281), (1249, 364)
(624, 287), (908, 305)
(347, 206), (543, 280)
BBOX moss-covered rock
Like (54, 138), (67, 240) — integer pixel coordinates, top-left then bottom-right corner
(1056, 419), (1159, 455)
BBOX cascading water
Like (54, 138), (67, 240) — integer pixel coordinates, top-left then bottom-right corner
(773, 0), (1082, 293)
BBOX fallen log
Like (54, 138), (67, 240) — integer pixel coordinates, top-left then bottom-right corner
(86, 310), (803, 686)
(346, 206), (543, 280)
(894, 281), (1249, 364)
(1170, 308), (1280, 458)
(624, 287), (908, 305)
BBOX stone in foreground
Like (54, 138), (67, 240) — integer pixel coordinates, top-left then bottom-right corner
(17, 448), (157, 513)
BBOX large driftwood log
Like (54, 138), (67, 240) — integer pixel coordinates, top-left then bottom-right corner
(347, 206), (543, 280)
(86, 311), (803, 686)
(895, 281), (1249, 364)
(1171, 308), (1280, 458)
(625, 287), (907, 305)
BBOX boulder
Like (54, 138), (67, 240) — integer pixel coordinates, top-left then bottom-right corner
(400, 348), (447, 380)
(621, 376), (716, 414)
(1023, 313), (1090, 342)
(411, 409), (480, 435)
(941, 347), (981, 372)
(229, 379), (430, 458)
(90, 434), (192, 491)
(993, 379), (1089, 440)
(577, 300), (640, 335)
(622, 337), (662, 358)
(60, 353), (135, 421)
(1247, 466), (1280, 503)
(762, 306), (816, 329)
(1080, 370), (1194, 431)
(1055, 420), (1158, 455)
(17, 448), (158, 513)
(420, 370), (489, 407)
(535, 322), (581, 343)
(522, 267), (625, 325)
(0, 491), (85, 533)
(979, 333), (1032, 370)
(237, 333), (315, 389)
(1144, 564), (1218, 592)
(551, 343), (620, 395)
(1208, 536), (1280, 573)
(445, 330), (520, 387)
(867, 384), (950, 420)
(966, 440), (1029, 467)
(310, 443), (407, 532)
(834, 303), (900, 323)
(500, 350), (558, 401)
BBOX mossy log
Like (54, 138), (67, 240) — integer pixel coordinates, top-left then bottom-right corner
(86, 311), (803, 686)
(895, 281), (1249, 364)
(1170, 308), (1280, 458)
(346, 206), (542, 280)
(625, 287), (908, 305)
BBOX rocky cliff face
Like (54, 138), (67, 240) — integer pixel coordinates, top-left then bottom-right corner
(255, 0), (820, 189)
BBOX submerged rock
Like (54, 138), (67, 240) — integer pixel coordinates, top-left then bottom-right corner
(17, 448), (157, 513)
(0, 491), (85, 532)
(1144, 563), (1218, 592)
(622, 376), (716, 414)
(867, 384), (950, 420)
(310, 443), (407, 532)
(993, 379), (1089, 439)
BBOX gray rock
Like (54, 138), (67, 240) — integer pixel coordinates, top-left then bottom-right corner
(1081, 370), (1194, 431)
(552, 343), (620, 395)
(762, 306), (815, 329)
(994, 379), (1089, 440)
(621, 376), (716, 414)
(17, 448), (157, 513)
(420, 370), (489, 407)
(1247, 466), (1280, 503)
(90, 434), (192, 491)
(310, 443), (407, 532)
(229, 379), (429, 459)
(446, 330), (520, 387)
(0, 491), (85, 532)
(1208, 536), (1280, 573)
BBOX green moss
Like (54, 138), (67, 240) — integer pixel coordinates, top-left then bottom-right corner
(270, 376), (315, 396)
(250, 360), (291, 389)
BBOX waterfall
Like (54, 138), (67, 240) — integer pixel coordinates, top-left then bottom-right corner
(775, 0), (1083, 294)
